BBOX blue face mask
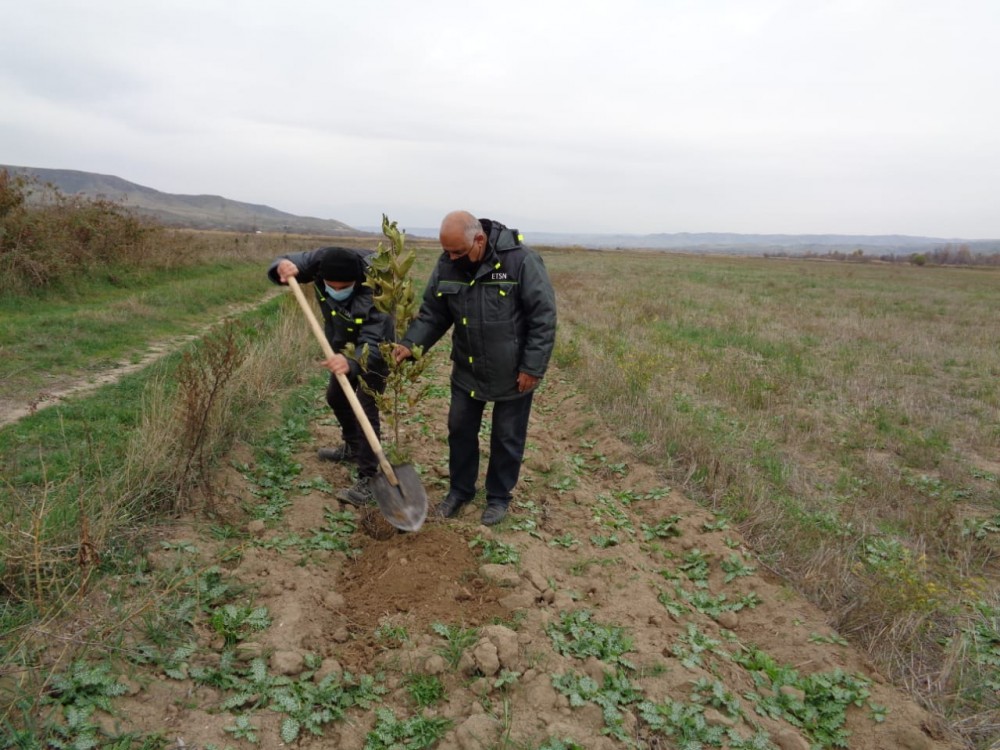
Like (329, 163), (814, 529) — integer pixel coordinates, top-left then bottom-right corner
(324, 283), (355, 302)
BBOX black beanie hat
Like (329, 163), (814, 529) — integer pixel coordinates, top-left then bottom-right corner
(318, 247), (363, 282)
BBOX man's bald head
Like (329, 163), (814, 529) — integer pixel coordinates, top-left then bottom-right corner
(440, 210), (486, 262)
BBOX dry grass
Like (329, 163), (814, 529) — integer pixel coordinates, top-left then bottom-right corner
(0, 303), (315, 619)
(544, 247), (1000, 744)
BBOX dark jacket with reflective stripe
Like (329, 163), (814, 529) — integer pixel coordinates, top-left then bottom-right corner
(267, 247), (394, 378)
(401, 219), (557, 401)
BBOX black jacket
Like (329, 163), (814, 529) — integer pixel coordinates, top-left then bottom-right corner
(401, 219), (557, 401)
(267, 247), (394, 378)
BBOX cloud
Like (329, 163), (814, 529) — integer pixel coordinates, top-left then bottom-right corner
(2, 0), (999, 235)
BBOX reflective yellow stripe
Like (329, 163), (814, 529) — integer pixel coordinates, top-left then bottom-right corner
(468, 356), (473, 363)
(499, 290), (507, 297)
(470, 280), (475, 286)
(462, 317), (467, 325)
(355, 318), (363, 324)
(494, 262), (501, 269)
(470, 390), (475, 398)
(437, 292), (443, 297)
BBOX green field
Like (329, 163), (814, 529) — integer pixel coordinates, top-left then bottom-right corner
(1, 228), (998, 745)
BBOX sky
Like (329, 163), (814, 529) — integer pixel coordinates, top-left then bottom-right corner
(2, 1), (999, 238)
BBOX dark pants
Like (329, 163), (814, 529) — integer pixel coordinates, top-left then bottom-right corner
(447, 383), (534, 508)
(326, 370), (385, 478)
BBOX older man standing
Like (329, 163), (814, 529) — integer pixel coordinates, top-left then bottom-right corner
(394, 211), (557, 525)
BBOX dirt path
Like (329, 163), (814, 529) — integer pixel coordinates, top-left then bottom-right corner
(0, 293), (281, 429)
(72, 344), (956, 750)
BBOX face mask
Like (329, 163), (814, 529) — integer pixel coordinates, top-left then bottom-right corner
(325, 283), (354, 302)
(452, 255), (480, 274)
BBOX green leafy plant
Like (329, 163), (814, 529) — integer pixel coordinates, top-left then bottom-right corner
(670, 623), (728, 669)
(405, 673), (446, 707)
(469, 535), (520, 565)
(591, 493), (636, 538)
(257, 507), (359, 556)
(679, 548), (712, 585)
(431, 622), (480, 669)
(551, 670), (643, 742)
(641, 515), (683, 541)
(733, 644), (878, 748)
(223, 714), (259, 743)
(33, 659), (129, 749)
(365, 707), (452, 750)
(209, 603), (271, 645)
(375, 621), (410, 646)
(721, 553), (757, 582)
(545, 609), (635, 669)
(549, 533), (579, 548)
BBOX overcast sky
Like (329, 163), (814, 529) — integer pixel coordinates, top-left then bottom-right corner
(3, 1), (998, 237)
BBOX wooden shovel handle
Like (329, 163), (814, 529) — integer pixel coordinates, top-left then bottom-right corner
(286, 276), (399, 485)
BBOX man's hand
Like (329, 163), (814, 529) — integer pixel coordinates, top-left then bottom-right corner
(277, 259), (299, 284)
(517, 372), (540, 392)
(393, 344), (413, 364)
(323, 354), (351, 375)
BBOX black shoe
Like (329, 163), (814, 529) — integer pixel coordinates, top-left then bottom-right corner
(435, 494), (467, 518)
(318, 444), (353, 462)
(337, 476), (374, 506)
(481, 503), (508, 526)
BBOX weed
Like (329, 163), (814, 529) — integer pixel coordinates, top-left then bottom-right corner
(733, 644), (878, 748)
(678, 548), (712, 585)
(670, 623), (727, 669)
(375, 621), (410, 646)
(551, 670), (643, 742)
(209, 603), (271, 645)
(431, 622), (479, 669)
(224, 714), (259, 743)
(808, 632), (849, 647)
(549, 533), (579, 549)
(405, 673), (446, 707)
(365, 707), (452, 750)
(257, 507), (359, 557)
(469, 535), (520, 565)
(591, 493), (636, 538)
(545, 609), (635, 669)
(590, 533), (620, 549)
(537, 739), (585, 750)
(721, 553), (757, 582)
(641, 516), (683, 541)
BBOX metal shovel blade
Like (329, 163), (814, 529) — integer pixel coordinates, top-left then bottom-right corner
(370, 464), (428, 532)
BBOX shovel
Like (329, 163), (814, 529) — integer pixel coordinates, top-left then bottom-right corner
(286, 276), (428, 532)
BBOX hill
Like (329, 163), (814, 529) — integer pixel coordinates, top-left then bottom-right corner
(6, 165), (998, 253)
(392, 227), (1000, 256)
(1, 164), (364, 236)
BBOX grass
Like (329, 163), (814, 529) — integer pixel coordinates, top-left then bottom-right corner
(3, 190), (999, 746)
(543, 247), (1000, 743)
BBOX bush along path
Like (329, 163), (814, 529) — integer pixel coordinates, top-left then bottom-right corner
(6, 353), (963, 750)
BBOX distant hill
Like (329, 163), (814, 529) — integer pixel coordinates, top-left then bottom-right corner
(1, 165), (363, 236)
(368, 226), (1000, 256)
(7, 165), (996, 253)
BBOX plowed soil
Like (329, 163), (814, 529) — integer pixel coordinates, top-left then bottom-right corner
(26, 353), (961, 749)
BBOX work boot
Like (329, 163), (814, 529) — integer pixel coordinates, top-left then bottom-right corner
(434, 494), (467, 518)
(337, 476), (374, 506)
(481, 502), (508, 526)
(318, 444), (353, 462)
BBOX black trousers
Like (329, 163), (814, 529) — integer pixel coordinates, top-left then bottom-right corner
(326, 370), (385, 478)
(447, 383), (534, 507)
